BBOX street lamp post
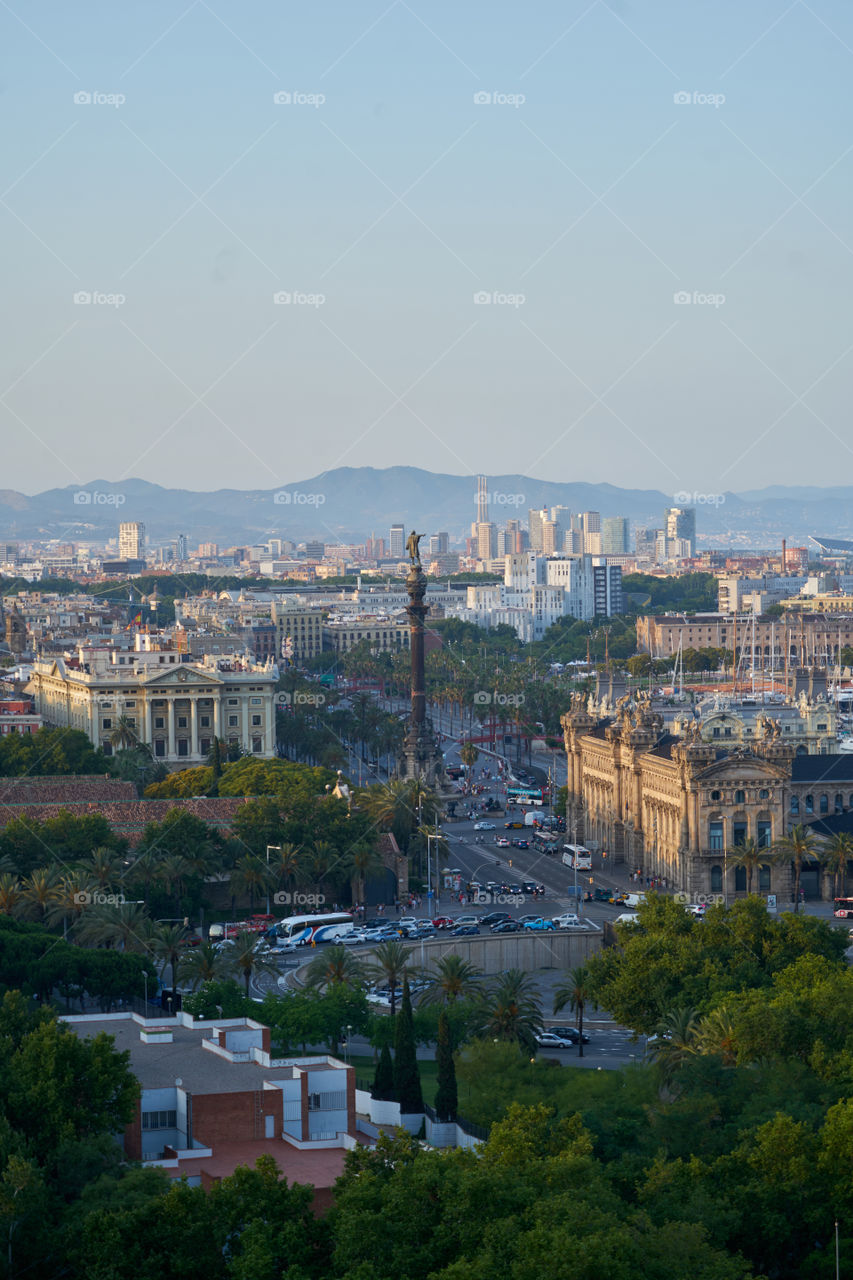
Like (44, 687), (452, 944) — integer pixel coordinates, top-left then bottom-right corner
(345, 1024), (352, 1065)
(266, 845), (281, 916)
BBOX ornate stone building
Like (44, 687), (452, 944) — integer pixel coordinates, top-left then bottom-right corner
(561, 688), (852, 900)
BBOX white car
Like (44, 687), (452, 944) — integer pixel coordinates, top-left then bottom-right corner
(552, 913), (581, 928)
(474, 821), (496, 830)
(614, 912), (639, 925)
(536, 1032), (571, 1049)
(342, 931), (367, 945)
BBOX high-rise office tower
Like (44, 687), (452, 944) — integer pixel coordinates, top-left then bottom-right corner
(550, 505), (571, 528)
(602, 517), (629, 555)
(119, 522), (145, 560)
(476, 475), (489, 525)
(664, 507), (696, 556)
(542, 520), (563, 555)
(389, 524), (405, 559)
(429, 532), (449, 556)
(476, 522), (496, 561)
(528, 508), (548, 552)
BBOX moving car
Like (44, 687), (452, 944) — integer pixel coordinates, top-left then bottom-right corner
(495, 837), (511, 847)
(474, 821), (496, 831)
(504, 821), (525, 830)
(480, 911), (511, 926)
(511, 839), (530, 850)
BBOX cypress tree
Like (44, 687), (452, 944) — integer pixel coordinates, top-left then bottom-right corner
(433, 1010), (457, 1122)
(371, 1043), (395, 1101)
(393, 975), (423, 1114)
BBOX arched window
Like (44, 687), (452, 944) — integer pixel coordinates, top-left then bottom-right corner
(734, 789), (746, 804)
(758, 864), (771, 891)
(836, 794), (844, 813)
(805, 795), (814, 814)
(734, 867), (746, 892)
(710, 865), (722, 892)
(820, 794), (829, 815)
(791, 795), (800, 815)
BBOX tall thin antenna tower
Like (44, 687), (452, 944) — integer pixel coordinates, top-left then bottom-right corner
(476, 475), (488, 525)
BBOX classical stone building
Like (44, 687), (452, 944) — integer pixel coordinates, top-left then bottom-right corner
(27, 637), (278, 766)
(562, 687), (853, 902)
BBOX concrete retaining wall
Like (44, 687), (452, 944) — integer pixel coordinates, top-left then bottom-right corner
(387, 930), (603, 974)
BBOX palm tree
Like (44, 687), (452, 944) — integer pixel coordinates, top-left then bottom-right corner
(0, 873), (22, 916)
(459, 741), (479, 770)
(647, 1006), (701, 1082)
(474, 969), (543, 1053)
(80, 846), (123, 891)
(177, 940), (229, 990)
(222, 929), (279, 997)
(109, 715), (138, 752)
(819, 832), (853, 901)
(18, 867), (60, 922)
(773, 823), (821, 911)
(727, 837), (777, 896)
(74, 901), (151, 952)
(146, 922), (189, 994)
(366, 939), (414, 1017)
(419, 953), (482, 1006)
(346, 841), (385, 909)
(302, 942), (366, 991)
(553, 965), (597, 1059)
(45, 871), (97, 938)
(268, 842), (303, 910)
(231, 854), (275, 914)
(695, 1005), (737, 1067)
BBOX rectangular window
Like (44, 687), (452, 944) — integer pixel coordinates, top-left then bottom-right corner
(709, 821), (724, 851)
(252, 737), (262, 753)
(251, 696), (262, 705)
(177, 740), (189, 756)
(177, 716), (187, 729)
(142, 1110), (177, 1130)
(200, 738), (210, 756)
(251, 715), (261, 726)
(733, 822), (747, 847)
(102, 718), (112, 729)
(757, 821), (771, 849)
(200, 716), (210, 728)
(154, 740), (165, 757)
(229, 715), (238, 727)
(155, 717), (164, 729)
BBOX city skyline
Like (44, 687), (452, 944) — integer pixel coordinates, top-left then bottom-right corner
(4, 1), (853, 494)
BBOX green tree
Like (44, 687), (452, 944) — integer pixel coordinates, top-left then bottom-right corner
(371, 1043), (395, 1101)
(727, 836), (778, 895)
(302, 943), (366, 992)
(221, 930), (279, 998)
(773, 823), (821, 910)
(459, 741), (479, 769)
(433, 1010), (457, 1122)
(366, 939), (413, 1017)
(819, 831), (853, 900)
(474, 969), (542, 1054)
(393, 976), (423, 1114)
(553, 965), (597, 1059)
(418, 952), (482, 1006)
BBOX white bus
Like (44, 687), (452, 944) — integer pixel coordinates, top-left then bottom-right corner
(561, 844), (593, 871)
(275, 913), (355, 946)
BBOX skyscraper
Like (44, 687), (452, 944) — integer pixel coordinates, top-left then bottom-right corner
(528, 508), (548, 552)
(602, 517), (629, 555)
(476, 522), (496, 561)
(542, 519), (562, 555)
(476, 475), (489, 525)
(119, 522), (145, 561)
(664, 507), (696, 556)
(389, 524), (405, 559)
(429, 532), (449, 556)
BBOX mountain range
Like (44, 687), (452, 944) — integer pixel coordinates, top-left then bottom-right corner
(0, 469), (850, 547)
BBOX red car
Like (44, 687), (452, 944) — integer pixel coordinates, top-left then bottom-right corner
(431, 916), (455, 930)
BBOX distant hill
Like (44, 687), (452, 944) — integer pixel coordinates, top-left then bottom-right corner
(0, 468), (850, 546)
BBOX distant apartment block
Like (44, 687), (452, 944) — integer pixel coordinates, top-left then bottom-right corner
(602, 517), (629, 555)
(323, 616), (411, 654)
(119, 522), (146, 561)
(389, 524), (405, 559)
(273, 604), (324, 663)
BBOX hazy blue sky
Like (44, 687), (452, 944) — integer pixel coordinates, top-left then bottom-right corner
(2, 0), (852, 499)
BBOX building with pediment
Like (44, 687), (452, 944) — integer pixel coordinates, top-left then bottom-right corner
(562, 680), (853, 901)
(27, 636), (278, 767)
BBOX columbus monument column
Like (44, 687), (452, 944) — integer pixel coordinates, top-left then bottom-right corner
(400, 529), (445, 785)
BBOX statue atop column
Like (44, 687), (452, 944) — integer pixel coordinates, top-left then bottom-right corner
(406, 530), (423, 567)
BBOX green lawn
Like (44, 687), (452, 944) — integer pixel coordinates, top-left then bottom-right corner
(348, 1053), (440, 1106)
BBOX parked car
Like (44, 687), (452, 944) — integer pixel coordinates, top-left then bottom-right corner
(341, 931), (367, 945)
(523, 918), (556, 932)
(491, 920), (521, 933)
(536, 1032), (570, 1049)
(474, 821), (496, 831)
(451, 925), (480, 936)
(432, 916), (455, 929)
(552, 913), (581, 928)
(518, 914), (543, 924)
(410, 926), (435, 939)
(480, 911), (511, 926)
(453, 915), (480, 927)
(548, 1025), (591, 1045)
(614, 912), (639, 925)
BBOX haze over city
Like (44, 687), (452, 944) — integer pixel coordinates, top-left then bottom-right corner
(4, 0), (853, 494)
